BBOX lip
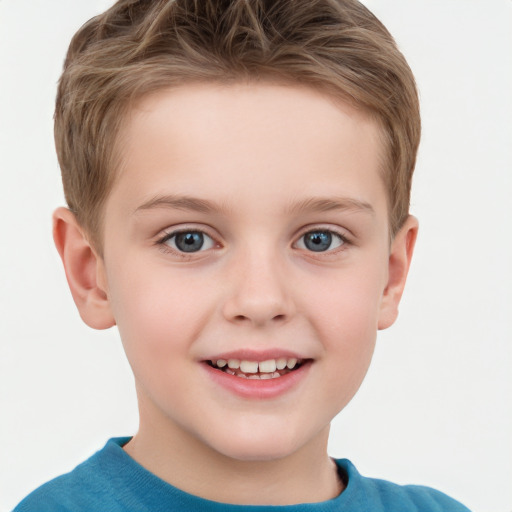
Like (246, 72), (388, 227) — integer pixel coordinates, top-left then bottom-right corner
(201, 358), (313, 400)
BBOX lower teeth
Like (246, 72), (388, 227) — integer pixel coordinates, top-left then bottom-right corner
(224, 368), (283, 379)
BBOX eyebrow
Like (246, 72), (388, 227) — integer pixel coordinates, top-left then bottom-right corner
(286, 197), (375, 216)
(134, 194), (375, 216)
(134, 195), (226, 214)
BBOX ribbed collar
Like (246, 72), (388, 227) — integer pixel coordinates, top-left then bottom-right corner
(98, 437), (368, 511)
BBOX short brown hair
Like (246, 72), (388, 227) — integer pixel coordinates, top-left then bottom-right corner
(55, 0), (420, 250)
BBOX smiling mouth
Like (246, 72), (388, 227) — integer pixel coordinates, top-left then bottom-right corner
(206, 358), (307, 380)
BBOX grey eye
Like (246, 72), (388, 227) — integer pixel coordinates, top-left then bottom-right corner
(297, 230), (344, 252)
(164, 231), (215, 253)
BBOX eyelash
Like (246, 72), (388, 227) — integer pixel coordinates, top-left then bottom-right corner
(155, 226), (351, 257)
(295, 227), (351, 254)
(156, 228), (216, 257)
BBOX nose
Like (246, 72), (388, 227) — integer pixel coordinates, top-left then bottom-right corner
(221, 248), (295, 327)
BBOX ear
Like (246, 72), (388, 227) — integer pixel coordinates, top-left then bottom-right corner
(378, 215), (418, 330)
(53, 207), (116, 330)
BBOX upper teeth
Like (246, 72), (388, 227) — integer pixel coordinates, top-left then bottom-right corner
(217, 358), (299, 373)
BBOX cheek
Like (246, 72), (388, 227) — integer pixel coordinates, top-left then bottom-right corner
(107, 260), (212, 360)
(309, 264), (386, 341)
(304, 262), (385, 393)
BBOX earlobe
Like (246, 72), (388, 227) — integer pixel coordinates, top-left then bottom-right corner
(53, 207), (116, 330)
(378, 215), (418, 330)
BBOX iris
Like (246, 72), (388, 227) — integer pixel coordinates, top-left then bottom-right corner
(175, 232), (205, 252)
(303, 231), (332, 252)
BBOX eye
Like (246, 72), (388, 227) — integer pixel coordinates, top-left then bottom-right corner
(161, 230), (215, 253)
(296, 229), (346, 252)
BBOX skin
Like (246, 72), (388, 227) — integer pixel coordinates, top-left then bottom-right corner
(53, 83), (417, 505)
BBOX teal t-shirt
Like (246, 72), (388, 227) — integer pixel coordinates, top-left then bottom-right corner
(14, 437), (471, 511)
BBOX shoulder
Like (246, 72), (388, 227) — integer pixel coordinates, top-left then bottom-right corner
(336, 459), (472, 512)
(13, 438), (132, 512)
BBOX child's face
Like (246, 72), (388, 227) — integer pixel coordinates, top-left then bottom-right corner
(94, 83), (409, 461)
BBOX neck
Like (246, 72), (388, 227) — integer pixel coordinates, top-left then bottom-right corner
(124, 410), (343, 505)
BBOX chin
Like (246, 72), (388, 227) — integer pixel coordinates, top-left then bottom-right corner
(218, 443), (298, 463)
(201, 423), (313, 463)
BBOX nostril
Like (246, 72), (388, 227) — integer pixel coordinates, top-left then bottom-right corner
(232, 313), (287, 323)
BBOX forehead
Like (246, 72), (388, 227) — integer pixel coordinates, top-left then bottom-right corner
(109, 82), (387, 221)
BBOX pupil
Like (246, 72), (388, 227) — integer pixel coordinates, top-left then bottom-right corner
(304, 231), (331, 252)
(175, 232), (204, 252)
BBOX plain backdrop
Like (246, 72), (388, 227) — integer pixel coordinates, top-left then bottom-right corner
(1, 1), (511, 511)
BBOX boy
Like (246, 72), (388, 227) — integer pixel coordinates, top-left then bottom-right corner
(14, 0), (471, 510)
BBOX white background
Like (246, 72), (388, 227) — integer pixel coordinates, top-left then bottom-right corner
(0, 1), (511, 511)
